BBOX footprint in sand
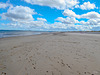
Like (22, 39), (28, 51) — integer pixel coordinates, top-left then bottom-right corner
(33, 67), (36, 69)
(25, 67), (27, 71)
(1, 72), (6, 75)
(66, 64), (71, 69)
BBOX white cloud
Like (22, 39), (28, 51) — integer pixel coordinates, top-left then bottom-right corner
(50, 23), (92, 31)
(55, 17), (65, 22)
(0, 3), (99, 31)
(80, 19), (100, 25)
(56, 16), (100, 26)
(75, 5), (79, 8)
(80, 2), (96, 10)
(37, 18), (47, 22)
(24, 0), (79, 10)
(63, 9), (100, 19)
(0, 5), (49, 30)
(92, 25), (100, 31)
(2, 6), (99, 30)
(0, 2), (12, 9)
(1, 6), (37, 21)
(88, 19), (98, 25)
(63, 9), (80, 18)
(59, 10), (100, 26)
(4, 20), (47, 29)
(50, 22), (67, 29)
(75, 1), (97, 10)
(81, 11), (100, 19)
(55, 17), (79, 24)
(2, 17), (96, 31)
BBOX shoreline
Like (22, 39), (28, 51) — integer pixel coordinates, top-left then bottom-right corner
(0, 31), (100, 39)
(0, 30), (100, 38)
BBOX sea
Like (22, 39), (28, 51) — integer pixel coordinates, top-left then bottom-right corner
(0, 30), (46, 38)
(0, 30), (100, 38)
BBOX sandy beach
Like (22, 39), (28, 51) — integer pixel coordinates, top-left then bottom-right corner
(0, 32), (100, 75)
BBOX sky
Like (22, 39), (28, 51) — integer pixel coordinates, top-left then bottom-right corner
(0, 0), (100, 31)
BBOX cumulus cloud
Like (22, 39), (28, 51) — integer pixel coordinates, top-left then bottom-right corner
(0, 2), (99, 31)
(92, 25), (100, 31)
(80, 19), (100, 25)
(54, 17), (94, 31)
(50, 23), (93, 31)
(55, 17), (79, 24)
(63, 9), (100, 19)
(60, 10), (100, 26)
(81, 11), (100, 19)
(50, 22), (67, 29)
(37, 18), (47, 22)
(63, 9), (80, 18)
(1, 6), (37, 21)
(9, 20), (100, 31)
(4, 20), (48, 29)
(24, 0), (79, 10)
(75, 5), (79, 8)
(56, 16), (100, 26)
(0, 2), (12, 9)
(79, 2), (97, 10)
(86, 19), (98, 25)
(0, 5), (49, 29)
(2, 17), (96, 31)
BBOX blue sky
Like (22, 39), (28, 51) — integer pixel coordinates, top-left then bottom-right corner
(0, 0), (100, 31)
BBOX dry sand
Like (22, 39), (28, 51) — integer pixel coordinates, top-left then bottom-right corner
(0, 32), (100, 75)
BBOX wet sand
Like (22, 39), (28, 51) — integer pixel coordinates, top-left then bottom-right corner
(0, 32), (100, 75)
